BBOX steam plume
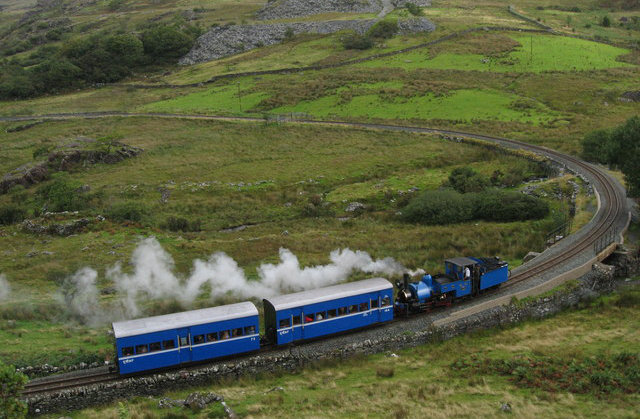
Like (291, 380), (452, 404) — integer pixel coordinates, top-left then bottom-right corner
(0, 274), (10, 301)
(62, 237), (409, 324)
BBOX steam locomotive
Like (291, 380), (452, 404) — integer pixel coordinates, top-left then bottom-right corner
(112, 256), (508, 375)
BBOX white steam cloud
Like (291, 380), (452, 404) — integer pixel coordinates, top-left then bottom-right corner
(0, 274), (11, 301)
(62, 237), (408, 324)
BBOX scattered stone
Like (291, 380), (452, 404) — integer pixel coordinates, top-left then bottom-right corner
(22, 218), (90, 237)
(345, 202), (365, 212)
(620, 91), (640, 102)
(158, 187), (171, 204)
(220, 224), (248, 233)
(265, 386), (284, 394)
(522, 252), (540, 264)
(500, 402), (512, 413)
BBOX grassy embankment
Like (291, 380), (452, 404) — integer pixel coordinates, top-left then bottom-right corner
(0, 116), (585, 368)
(45, 284), (640, 418)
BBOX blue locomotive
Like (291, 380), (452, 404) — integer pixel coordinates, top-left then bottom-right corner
(394, 257), (509, 313)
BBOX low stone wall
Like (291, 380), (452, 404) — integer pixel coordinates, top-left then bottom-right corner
(27, 262), (620, 415)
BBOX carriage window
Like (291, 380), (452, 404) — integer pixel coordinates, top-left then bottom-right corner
(316, 312), (325, 321)
(279, 318), (291, 328)
(122, 346), (134, 357)
(304, 314), (314, 323)
(338, 307), (347, 316)
(292, 315), (301, 325)
(381, 296), (390, 307)
(349, 305), (358, 313)
(193, 334), (205, 345)
(206, 333), (218, 342)
(220, 330), (230, 340)
(245, 326), (256, 335)
(232, 328), (243, 337)
(136, 344), (148, 354)
(327, 309), (337, 319)
(179, 337), (189, 347)
(360, 302), (369, 311)
(149, 342), (162, 352)
(371, 299), (379, 308)
(163, 340), (175, 349)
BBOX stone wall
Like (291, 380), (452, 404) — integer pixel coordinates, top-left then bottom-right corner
(27, 261), (621, 415)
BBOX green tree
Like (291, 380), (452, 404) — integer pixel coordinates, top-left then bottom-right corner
(141, 25), (194, 62)
(30, 58), (82, 92)
(609, 116), (640, 196)
(581, 129), (612, 164)
(37, 174), (88, 212)
(105, 33), (144, 67)
(366, 19), (399, 39)
(601, 15), (611, 27)
(341, 31), (374, 50)
(405, 2), (424, 16)
(0, 360), (28, 418)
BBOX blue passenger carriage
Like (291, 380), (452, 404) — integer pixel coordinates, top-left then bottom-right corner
(113, 302), (260, 375)
(263, 278), (394, 346)
(396, 256), (509, 313)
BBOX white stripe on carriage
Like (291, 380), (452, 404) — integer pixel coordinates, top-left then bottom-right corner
(119, 334), (259, 360)
(277, 307), (391, 332)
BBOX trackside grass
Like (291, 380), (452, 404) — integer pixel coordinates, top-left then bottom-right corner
(51, 285), (640, 418)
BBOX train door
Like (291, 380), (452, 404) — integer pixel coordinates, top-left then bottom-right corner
(371, 296), (381, 322)
(177, 327), (192, 364)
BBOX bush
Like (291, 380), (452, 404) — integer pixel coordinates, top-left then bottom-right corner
(602, 15), (611, 27)
(165, 216), (202, 232)
(401, 189), (473, 224)
(366, 19), (399, 39)
(405, 2), (424, 16)
(402, 189), (548, 225)
(36, 174), (88, 212)
(0, 205), (27, 225)
(141, 24), (197, 63)
(444, 167), (489, 193)
(471, 190), (549, 222)
(106, 202), (146, 222)
(0, 361), (27, 418)
(341, 31), (373, 50)
(581, 129), (612, 164)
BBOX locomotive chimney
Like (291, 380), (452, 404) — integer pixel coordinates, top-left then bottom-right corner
(403, 273), (410, 290)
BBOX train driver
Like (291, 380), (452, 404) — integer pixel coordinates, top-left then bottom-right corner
(464, 266), (471, 281)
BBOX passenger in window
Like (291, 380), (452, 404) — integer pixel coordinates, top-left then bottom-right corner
(316, 312), (323, 321)
(136, 345), (148, 354)
(382, 296), (390, 306)
(150, 342), (161, 352)
(233, 328), (243, 337)
(350, 305), (358, 313)
(360, 302), (368, 311)
(221, 330), (230, 340)
(328, 309), (337, 318)
(193, 335), (204, 344)
(338, 307), (346, 316)
(305, 314), (313, 323)
(206, 333), (217, 342)
(246, 326), (255, 334)
(123, 347), (134, 357)
(163, 340), (175, 349)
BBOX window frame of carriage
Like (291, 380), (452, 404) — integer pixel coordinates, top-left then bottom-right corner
(277, 296), (383, 329)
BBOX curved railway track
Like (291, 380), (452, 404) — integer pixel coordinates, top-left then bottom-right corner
(5, 112), (629, 397)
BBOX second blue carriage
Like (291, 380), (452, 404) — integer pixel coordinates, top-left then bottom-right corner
(263, 277), (394, 345)
(113, 302), (260, 375)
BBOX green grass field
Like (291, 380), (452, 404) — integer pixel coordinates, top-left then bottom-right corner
(46, 285), (640, 418)
(359, 34), (634, 72)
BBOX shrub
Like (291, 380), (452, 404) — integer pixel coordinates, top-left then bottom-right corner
(444, 167), (489, 193)
(0, 205), (27, 225)
(107, 202), (146, 222)
(471, 190), (549, 222)
(376, 366), (395, 377)
(341, 31), (373, 50)
(0, 361), (27, 418)
(165, 216), (202, 232)
(283, 27), (295, 41)
(401, 189), (473, 224)
(581, 129), (612, 164)
(141, 24), (197, 63)
(36, 174), (88, 212)
(366, 19), (399, 39)
(405, 2), (424, 16)
(602, 15), (611, 27)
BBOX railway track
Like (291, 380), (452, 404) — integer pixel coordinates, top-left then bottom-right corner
(23, 370), (120, 397)
(4, 112), (629, 397)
